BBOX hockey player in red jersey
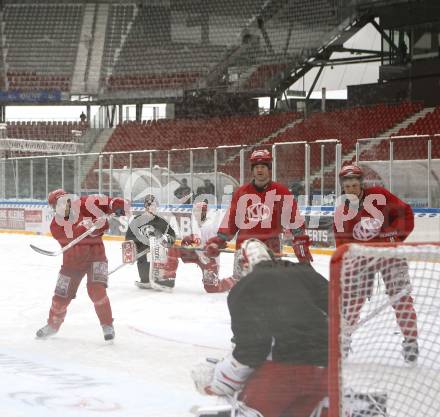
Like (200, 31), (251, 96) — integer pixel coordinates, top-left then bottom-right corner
(36, 189), (128, 341)
(169, 201), (235, 293)
(333, 164), (418, 362)
(191, 239), (328, 417)
(204, 149), (312, 281)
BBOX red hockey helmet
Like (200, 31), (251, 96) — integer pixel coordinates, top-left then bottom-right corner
(48, 188), (67, 208)
(339, 164), (363, 180)
(250, 149), (272, 169)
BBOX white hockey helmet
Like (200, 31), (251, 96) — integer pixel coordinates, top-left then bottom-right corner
(237, 239), (274, 278)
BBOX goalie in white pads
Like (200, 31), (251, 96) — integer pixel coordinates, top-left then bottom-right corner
(191, 239), (329, 417)
(125, 194), (177, 289)
(168, 201), (235, 293)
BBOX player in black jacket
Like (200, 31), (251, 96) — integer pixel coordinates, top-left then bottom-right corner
(192, 239), (328, 417)
(125, 194), (176, 289)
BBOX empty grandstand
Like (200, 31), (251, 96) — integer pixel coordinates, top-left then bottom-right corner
(0, 0), (438, 210)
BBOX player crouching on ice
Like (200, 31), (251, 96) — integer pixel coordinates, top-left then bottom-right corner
(36, 189), (128, 341)
(170, 200), (235, 293)
(191, 239), (329, 417)
(125, 194), (177, 290)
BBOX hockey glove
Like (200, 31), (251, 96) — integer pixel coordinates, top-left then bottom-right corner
(191, 354), (254, 397)
(292, 234), (313, 263)
(209, 354), (254, 396)
(181, 234), (195, 247)
(204, 236), (227, 258)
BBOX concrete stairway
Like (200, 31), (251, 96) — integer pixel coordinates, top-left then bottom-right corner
(71, 3), (96, 94)
(87, 4), (110, 94)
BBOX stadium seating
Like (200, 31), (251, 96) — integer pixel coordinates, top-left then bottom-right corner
(101, 4), (227, 92)
(103, 112), (299, 152)
(3, 4), (84, 91)
(359, 106), (440, 161)
(265, 101), (424, 181)
(6, 121), (88, 142)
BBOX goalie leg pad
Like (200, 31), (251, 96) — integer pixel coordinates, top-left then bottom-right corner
(239, 362), (327, 417)
(149, 236), (176, 291)
(122, 240), (137, 264)
(202, 262), (219, 286)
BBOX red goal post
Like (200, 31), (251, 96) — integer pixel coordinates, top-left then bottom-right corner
(329, 242), (440, 417)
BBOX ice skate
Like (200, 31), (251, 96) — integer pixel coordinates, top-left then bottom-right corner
(135, 280), (152, 289)
(402, 338), (419, 363)
(102, 324), (115, 341)
(36, 324), (58, 339)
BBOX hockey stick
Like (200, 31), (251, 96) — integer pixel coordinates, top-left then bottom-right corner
(176, 245), (236, 254)
(30, 215), (115, 257)
(178, 245), (296, 259)
(108, 247), (149, 276)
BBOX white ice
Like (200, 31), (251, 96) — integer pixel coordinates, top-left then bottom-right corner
(0, 234), (331, 417)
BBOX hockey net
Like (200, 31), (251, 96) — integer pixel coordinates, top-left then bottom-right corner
(329, 243), (440, 417)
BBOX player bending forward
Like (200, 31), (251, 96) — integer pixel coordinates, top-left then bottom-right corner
(204, 149), (312, 283)
(36, 189), (127, 341)
(168, 201), (235, 293)
(125, 194), (177, 289)
(192, 239), (329, 417)
(333, 164), (418, 363)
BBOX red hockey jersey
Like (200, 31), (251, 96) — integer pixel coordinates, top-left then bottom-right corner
(333, 186), (414, 247)
(218, 180), (304, 251)
(50, 195), (123, 266)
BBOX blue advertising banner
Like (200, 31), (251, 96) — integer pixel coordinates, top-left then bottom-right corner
(0, 90), (62, 103)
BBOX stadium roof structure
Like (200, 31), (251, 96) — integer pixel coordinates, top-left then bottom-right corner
(0, 0), (438, 105)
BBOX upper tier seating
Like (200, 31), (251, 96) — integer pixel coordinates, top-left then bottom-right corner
(101, 4), (226, 91)
(3, 4), (84, 91)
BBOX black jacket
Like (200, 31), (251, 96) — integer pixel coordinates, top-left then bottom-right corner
(125, 213), (175, 252)
(228, 260), (328, 368)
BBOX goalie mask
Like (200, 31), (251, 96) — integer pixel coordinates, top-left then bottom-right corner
(143, 194), (158, 215)
(237, 239), (275, 278)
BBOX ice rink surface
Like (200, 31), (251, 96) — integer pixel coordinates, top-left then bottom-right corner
(0, 234), (331, 417)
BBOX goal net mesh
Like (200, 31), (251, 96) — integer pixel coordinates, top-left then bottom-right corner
(329, 243), (440, 417)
